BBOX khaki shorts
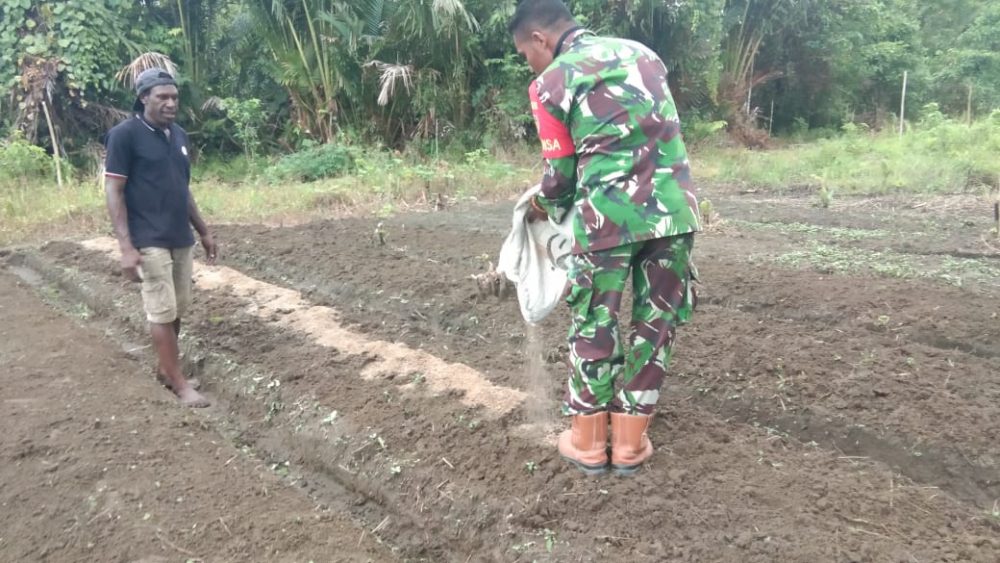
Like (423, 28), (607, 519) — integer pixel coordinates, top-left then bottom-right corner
(137, 246), (194, 324)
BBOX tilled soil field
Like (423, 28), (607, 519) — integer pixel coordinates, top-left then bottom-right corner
(4, 186), (1000, 562)
(0, 269), (396, 563)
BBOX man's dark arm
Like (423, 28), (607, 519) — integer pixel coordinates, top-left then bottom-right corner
(188, 195), (218, 263)
(105, 176), (142, 282)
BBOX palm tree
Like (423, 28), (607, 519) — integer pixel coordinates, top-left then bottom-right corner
(249, 0), (365, 142)
(246, 0), (481, 144)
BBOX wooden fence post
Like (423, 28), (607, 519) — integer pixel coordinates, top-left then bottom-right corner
(899, 71), (908, 138)
(967, 83), (973, 126)
(41, 100), (63, 189)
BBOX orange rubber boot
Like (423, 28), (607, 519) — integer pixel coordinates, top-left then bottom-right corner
(557, 411), (609, 475)
(610, 412), (654, 476)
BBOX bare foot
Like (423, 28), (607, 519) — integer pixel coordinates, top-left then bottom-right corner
(177, 387), (210, 408)
(157, 370), (200, 391)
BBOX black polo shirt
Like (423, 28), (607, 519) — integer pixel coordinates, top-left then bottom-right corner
(104, 115), (195, 249)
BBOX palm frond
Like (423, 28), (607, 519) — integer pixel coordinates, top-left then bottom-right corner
(362, 0), (386, 37)
(201, 96), (225, 112)
(431, 0), (479, 31)
(484, 1), (516, 33)
(366, 60), (414, 106)
(116, 53), (179, 89)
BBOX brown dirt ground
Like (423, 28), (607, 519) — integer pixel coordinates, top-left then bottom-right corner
(0, 269), (396, 563)
(4, 188), (1000, 561)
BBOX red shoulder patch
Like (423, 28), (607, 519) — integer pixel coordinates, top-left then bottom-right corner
(530, 82), (575, 159)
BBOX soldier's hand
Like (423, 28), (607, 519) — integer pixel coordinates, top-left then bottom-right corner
(120, 247), (142, 283)
(527, 207), (549, 224)
(527, 196), (549, 224)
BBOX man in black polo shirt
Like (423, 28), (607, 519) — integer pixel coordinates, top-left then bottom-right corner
(104, 68), (216, 408)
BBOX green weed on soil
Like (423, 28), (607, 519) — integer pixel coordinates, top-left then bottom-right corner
(775, 242), (1000, 287)
(729, 220), (888, 241)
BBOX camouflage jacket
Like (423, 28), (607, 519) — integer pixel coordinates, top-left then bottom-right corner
(530, 29), (701, 254)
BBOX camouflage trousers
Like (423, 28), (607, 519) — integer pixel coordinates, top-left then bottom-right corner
(562, 234), (696, 416)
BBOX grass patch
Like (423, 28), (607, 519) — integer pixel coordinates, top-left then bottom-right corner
(776, 243), (921, 279)
(1, 146), (537, 246)
(698, 113), (1000, 195)
(729, 220), (888, 241)
(775, 242), (1000, 287)
(0, 181), (106, 246)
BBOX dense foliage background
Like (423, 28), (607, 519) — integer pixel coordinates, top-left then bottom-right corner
(2, 0), (999, 163)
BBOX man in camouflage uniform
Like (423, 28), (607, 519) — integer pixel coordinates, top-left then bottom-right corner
(510, 0), (700, 475)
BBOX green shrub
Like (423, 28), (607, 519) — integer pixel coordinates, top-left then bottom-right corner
(266, 143), (357, 183)
(218, 97), (265, 159)
(919, 103), (947, 127)
(681, 117), (728, 147)
(0, 135), (51, 181)
(193, 155), (267, 183)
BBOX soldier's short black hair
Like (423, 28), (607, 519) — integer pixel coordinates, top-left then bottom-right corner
(508, 0), (576, 36)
